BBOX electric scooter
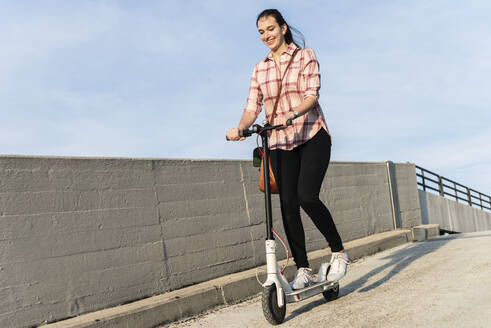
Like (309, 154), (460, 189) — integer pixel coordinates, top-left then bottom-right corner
(233, 120), (339, 325)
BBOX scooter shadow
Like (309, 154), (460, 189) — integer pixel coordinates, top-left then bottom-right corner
(284, 297), (327, 322)
(284, 235), (453, 322)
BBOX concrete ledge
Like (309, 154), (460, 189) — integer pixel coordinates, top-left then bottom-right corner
(42, 230), (412, 328)
(412, 224), (440, 241)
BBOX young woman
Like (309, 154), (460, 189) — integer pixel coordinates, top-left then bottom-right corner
(226, 9), (349, 289)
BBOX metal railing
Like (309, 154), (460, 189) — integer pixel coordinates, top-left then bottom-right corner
(416, 165), (491, 212)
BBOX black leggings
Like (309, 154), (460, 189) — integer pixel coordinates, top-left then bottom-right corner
(270, 128), (343, 269)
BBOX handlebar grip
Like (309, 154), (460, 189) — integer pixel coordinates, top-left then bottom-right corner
(239, 130), (253, 138)
(226, 129), (248, 140)
(227, 126), (257, 140)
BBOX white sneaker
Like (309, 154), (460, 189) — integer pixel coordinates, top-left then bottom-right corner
(316, 262), (331, 283)
(290, 267), (313, 290)
(326, 252), (350, 282)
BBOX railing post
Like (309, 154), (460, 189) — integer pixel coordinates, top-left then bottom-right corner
(421, 169), (426, 191)
(467, 188), (472, 207)
(438, 176), (444, 197)
(454, 182), (458, 203)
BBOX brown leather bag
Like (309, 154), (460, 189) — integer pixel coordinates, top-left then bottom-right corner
(259, 49), (299, 193)
(259, 157), (278, 193)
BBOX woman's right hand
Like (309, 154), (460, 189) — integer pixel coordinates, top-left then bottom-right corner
(226, 128), (245, 141)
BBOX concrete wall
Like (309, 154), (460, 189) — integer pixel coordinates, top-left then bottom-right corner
(394, 163), (422, 228)
(0, 156), (419, 327)
(419, 190), (491, 232)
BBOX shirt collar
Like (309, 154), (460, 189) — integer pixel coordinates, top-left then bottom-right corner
(264, 42), (299, 62)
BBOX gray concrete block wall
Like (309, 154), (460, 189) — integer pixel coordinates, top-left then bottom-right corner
(394, 163), (423, 228)
(0, 156), (165, 328)
(321, 162), (395, 244)
(419, 190), (491, 232)
(153, 160), (256, 292)
(1, 156), (411, 327)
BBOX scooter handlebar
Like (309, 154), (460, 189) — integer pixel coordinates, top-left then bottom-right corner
(226, 117), (295, 140)
(239, 129), (253, 138)
(225, 128), (252, 141)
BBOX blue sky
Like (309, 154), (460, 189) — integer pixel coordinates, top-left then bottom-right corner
(1, 0), (491, 194)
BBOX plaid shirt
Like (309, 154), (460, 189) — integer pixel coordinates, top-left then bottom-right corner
(244, 43), (329, 150)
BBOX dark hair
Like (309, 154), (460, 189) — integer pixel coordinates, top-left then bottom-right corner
(256, 9), (305, 48)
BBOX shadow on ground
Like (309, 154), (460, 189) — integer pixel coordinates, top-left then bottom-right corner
(342, 237), (450, 294)
(284, 234), (457, 322)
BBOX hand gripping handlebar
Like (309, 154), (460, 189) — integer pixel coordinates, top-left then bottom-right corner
(227, 118), (294, 141)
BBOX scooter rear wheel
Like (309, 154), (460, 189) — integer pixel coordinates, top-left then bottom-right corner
(262, 284), (286, 325)
(322, 282), (339, 302)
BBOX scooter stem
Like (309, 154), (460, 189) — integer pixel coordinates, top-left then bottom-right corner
(261, 127), (274, 240)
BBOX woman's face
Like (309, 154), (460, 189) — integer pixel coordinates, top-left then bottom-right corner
(257, 16), (287, 52)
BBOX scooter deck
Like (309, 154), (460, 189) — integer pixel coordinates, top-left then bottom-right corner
(286, 280), (339, 303)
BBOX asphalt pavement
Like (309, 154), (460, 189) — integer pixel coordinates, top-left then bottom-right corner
(163, 231), (491, 328)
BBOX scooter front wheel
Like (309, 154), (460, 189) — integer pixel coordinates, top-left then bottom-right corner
(262, 284), (286, 325)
